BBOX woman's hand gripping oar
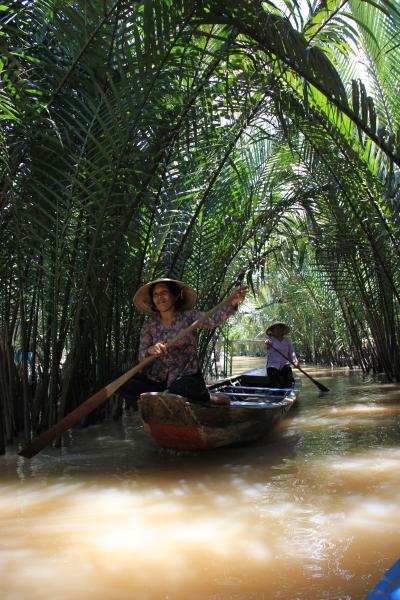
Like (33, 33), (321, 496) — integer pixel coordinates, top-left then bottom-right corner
(19, 287), (248, 458)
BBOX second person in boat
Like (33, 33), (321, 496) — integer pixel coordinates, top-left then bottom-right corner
(264, 321), (299, 389)
(120, 278), (248, 405)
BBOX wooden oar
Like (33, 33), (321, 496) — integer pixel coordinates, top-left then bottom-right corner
(270, 344), (329, 392)
(19, 294), (243, 459)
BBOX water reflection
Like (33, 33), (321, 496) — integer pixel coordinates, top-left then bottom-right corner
(1, 366), (400, 599)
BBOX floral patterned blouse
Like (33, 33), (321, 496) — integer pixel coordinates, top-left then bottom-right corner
(139, 305), (236, 385)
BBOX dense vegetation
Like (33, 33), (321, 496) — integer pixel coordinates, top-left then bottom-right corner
(1, 0), (400, 452)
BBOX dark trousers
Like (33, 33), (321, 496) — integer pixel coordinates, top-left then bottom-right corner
(119, 370), (210, 406)
(266, 365), (294, 388)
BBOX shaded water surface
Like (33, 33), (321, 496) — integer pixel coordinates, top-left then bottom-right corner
(1, 364), (400, 599)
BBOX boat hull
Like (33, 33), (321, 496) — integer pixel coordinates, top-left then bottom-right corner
(138, 370), (299, 450)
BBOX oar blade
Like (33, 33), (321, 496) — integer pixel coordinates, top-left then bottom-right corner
(297, 365), (329, 392)
(18, 357), (155, 459)
(18, 386), (110, 458)
(314, 380), (330, 392)
(19, 429), (64, 459)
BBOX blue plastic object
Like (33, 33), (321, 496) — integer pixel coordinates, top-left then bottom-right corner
(366, 560), (400, 599)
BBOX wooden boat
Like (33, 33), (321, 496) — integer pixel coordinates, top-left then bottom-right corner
(138, 368), (300, 450)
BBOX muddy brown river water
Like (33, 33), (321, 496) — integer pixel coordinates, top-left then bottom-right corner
(1, 361), (399, 599)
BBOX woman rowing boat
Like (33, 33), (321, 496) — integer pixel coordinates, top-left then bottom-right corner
(264, 321), (299, 388)
(120, 278), (248, 405)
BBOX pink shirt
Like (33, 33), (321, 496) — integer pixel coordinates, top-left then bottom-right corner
(139, 305), (235, 385)
(265, 336), (297, 369)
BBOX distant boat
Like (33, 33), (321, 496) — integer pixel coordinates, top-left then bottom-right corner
(366, 559), (400, 599)
(138, 368), (300, 450)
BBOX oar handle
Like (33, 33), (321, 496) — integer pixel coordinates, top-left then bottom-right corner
(19, 294), (242, 458)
